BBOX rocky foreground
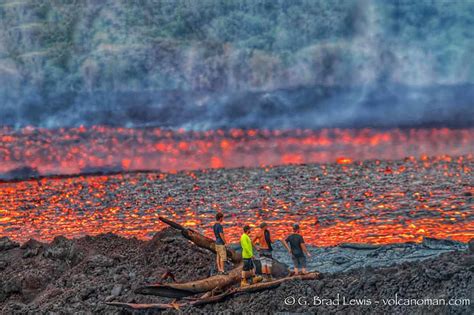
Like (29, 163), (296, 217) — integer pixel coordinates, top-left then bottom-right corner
(1, 229), (473, 314)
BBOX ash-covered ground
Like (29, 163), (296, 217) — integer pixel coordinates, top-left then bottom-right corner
(0, 229), (473, 314)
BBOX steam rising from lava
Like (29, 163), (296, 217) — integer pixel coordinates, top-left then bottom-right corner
(1, 1), (473, 129)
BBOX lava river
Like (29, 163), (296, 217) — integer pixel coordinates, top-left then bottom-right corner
(1, 127), (473, 179)
(0, 128), (472, 245)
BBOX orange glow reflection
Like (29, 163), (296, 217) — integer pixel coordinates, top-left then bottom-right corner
(0, 127), (473, 178)
(0, 147), (472, 245)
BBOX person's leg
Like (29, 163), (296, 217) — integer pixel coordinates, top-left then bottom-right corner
(292, 255), (299, 275)
(257, 256), (265, 276)
(300, 256), (307, 274)
(261, 258), (270, 279)
(216, 245), (227, 273)
(267, 259), (273, 280)
(218, 254), (224, 273)
(241, 259), (251, 286)
(241, 270), (249, 285)
(221, 257), (225, 272)
(265, 266), (270, 279)
(216, 255), (221, 272)
(295, 257), (301, 275)
(260, 259), (266, 275)
(221, 246), (227, 273)
(251, 259), (263, 284)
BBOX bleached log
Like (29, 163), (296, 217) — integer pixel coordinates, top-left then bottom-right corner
(108, 272), (321, 310)
(135, 265), (242, 298)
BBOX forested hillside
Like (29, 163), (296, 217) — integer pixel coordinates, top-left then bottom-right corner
(0, 0), (473, 128)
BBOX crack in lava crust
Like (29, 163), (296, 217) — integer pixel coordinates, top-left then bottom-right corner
(1, 155), (472, 245)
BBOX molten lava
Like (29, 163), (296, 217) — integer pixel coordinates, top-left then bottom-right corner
(1, 127), (473, 179)
(0, 135), (472, 245)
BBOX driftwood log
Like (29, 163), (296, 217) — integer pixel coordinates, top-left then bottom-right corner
(135, 265), (242, 298)
(108, 272), (320, 311)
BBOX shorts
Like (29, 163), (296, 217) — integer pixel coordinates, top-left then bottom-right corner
(243, 258), (255, 271)
(215, 244), (227, 261)
(259, 249), (273, 269)
(260, 256), (272, 269)
(292, 255), (307, 269)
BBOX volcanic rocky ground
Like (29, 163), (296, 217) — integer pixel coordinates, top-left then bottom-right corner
(0, 228), (473, 314)
(0, 156), (473, 314)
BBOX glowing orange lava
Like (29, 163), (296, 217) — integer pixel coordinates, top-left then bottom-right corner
(336, 157), (353, 164)
(1, 127), (473, 178)
(0, 145), (472, 245)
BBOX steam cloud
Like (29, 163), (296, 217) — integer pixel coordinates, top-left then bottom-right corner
(0, 0), (473, 129)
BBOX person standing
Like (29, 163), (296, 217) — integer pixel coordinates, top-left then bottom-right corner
(252, 222), (273, 281)
(213, 212), (227, 274)
(240, 225), (263, 286)
(283, 223), (311, 275)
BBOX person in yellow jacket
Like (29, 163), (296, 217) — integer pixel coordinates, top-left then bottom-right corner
(240, 225), (263, 287)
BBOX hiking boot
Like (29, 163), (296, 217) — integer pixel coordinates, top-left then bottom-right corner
(252, 276), (263, 284)
(240, 279), (249, 287)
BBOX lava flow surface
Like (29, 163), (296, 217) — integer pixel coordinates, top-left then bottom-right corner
(1, 152), (472, 245)
(1, 127), (473, 180)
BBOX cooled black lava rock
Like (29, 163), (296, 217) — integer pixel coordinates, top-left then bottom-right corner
(469, 239), (474, 253)
(2, 229), (472, 314)
(0, 237), (19, 251)
(0, 166), (40, 181)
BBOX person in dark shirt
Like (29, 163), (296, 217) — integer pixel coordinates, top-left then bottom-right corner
(213, 212), (227, 274)
(283, 223), (311, 275)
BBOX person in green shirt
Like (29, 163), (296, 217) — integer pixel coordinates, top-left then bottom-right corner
(240, 225), (263, 287)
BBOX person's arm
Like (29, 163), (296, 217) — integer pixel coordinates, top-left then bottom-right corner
(219, 225), (226, 244)
(252, 233), (260, 249)
(264, 230), (272, 245)
(219, 232), (226, 245)
(301, 237), (311, 257)
(282, 238), (292, 254)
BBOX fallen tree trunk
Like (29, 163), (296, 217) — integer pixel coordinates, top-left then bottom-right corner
(159, 216), (290, 278)
(234, 272), (320, 293)
(160, 216), (242, 263)
(108, 272), (321, 311)
(189, 272), (321, 307)
(191, 271), (321, 305)
(135, 265), (242, 298)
